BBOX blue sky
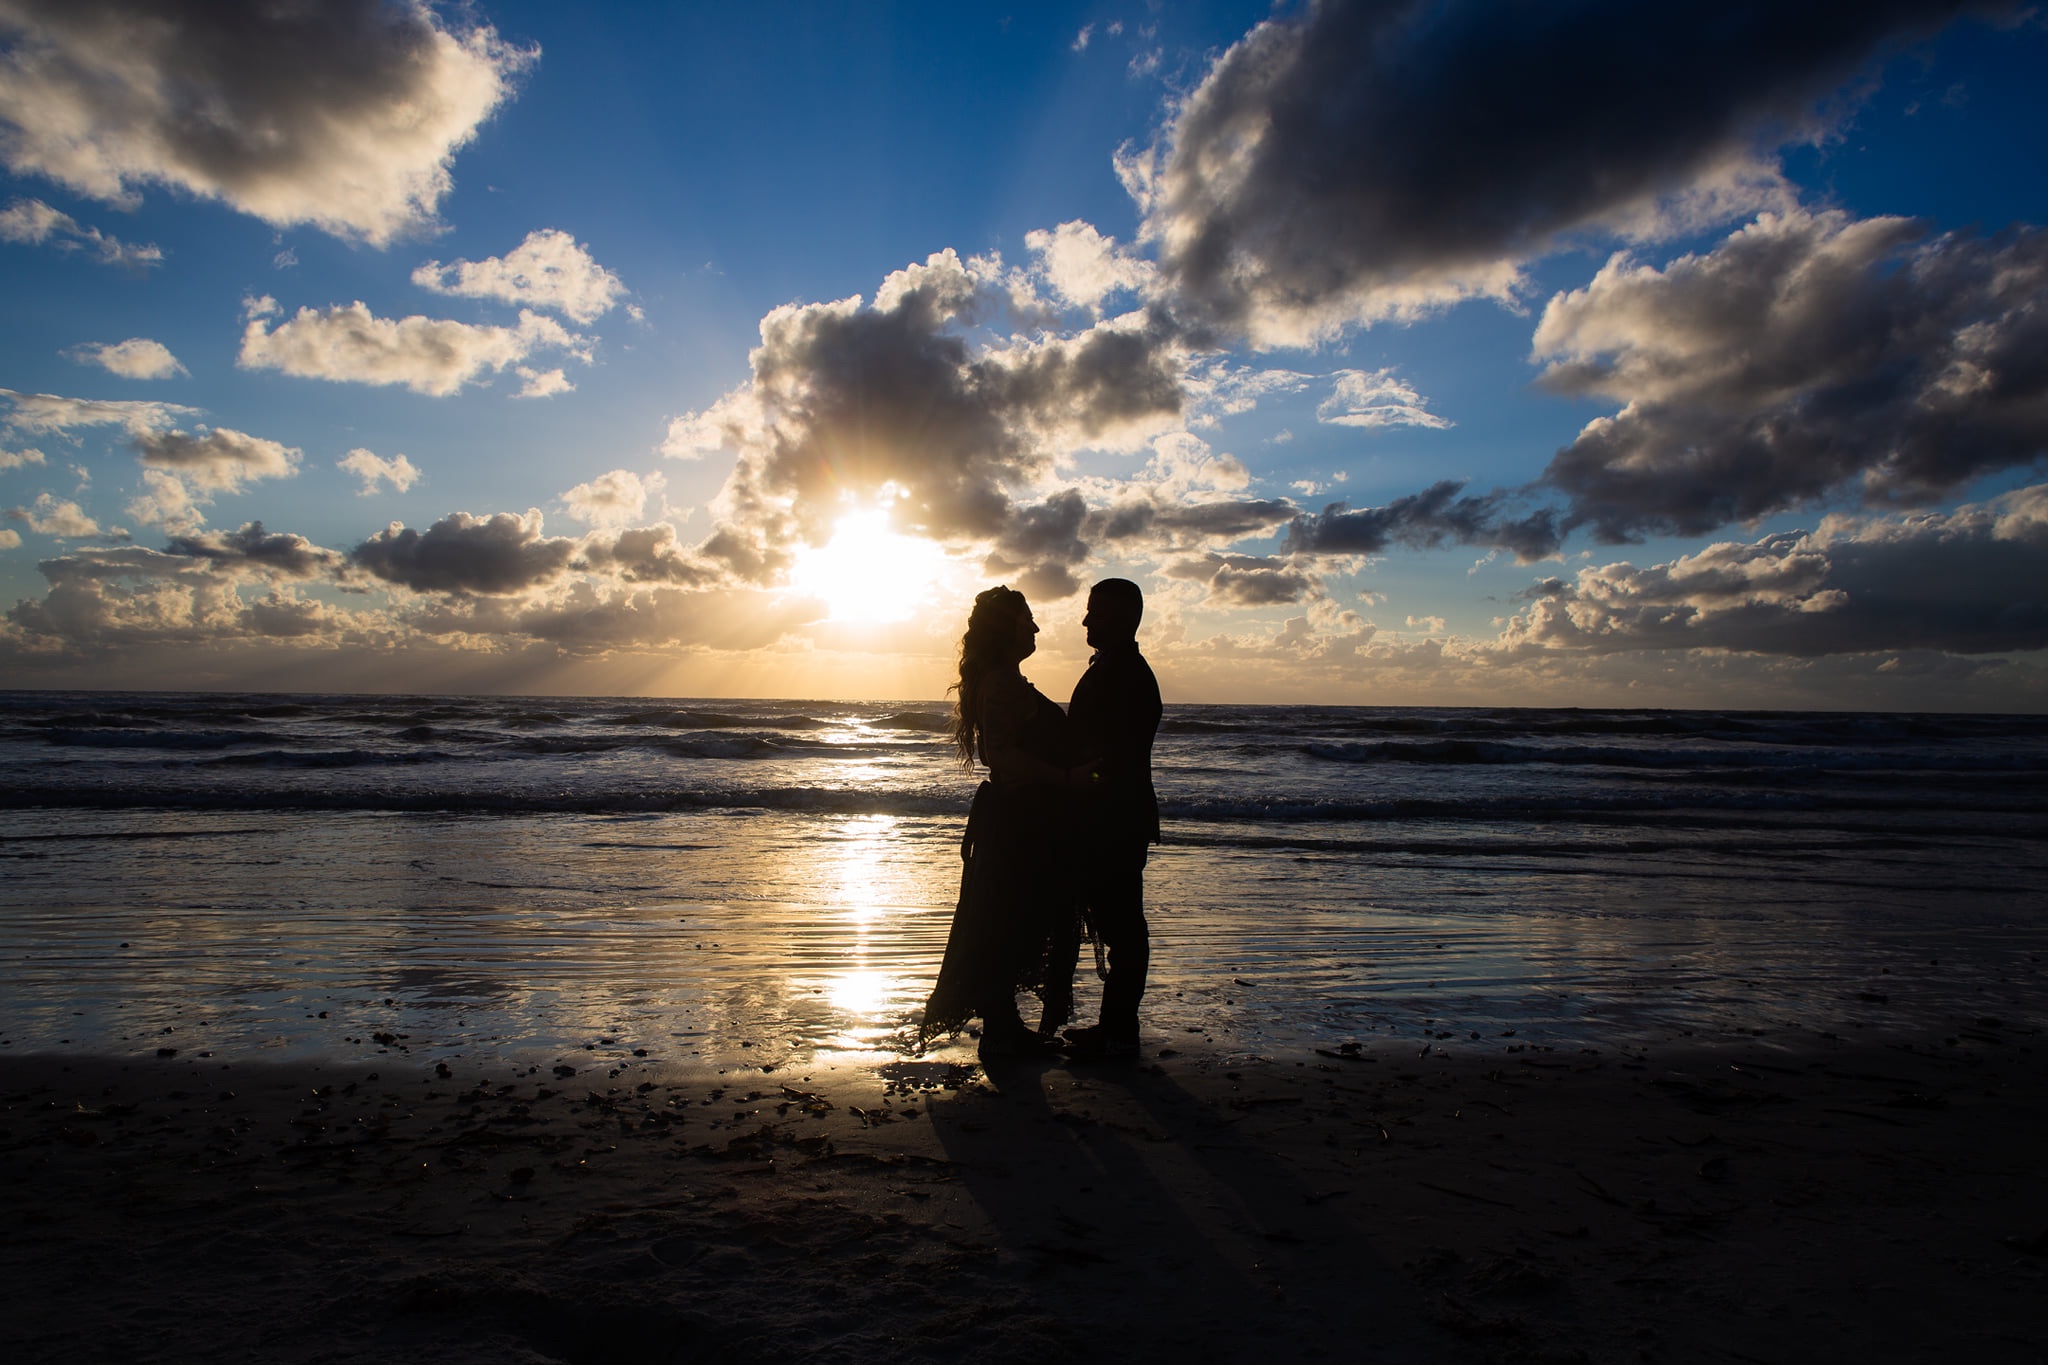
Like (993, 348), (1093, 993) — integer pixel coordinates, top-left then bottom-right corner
(2, 1), (2045, 708)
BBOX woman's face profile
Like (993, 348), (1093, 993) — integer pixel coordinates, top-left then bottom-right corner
(1011, 603), (1038, 662)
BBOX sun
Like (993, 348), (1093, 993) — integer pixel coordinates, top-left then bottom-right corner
(789, 507), (950, 623)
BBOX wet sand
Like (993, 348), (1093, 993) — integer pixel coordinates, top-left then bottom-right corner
(5, 1024), (2043, 1364)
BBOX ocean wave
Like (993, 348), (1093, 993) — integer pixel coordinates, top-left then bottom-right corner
(612, 708), (828, 731)
(4, 777), (2039, 823)
(197, 748), (447, 769)
(870, 710), (950, 732)
(35, 727), (282, 750)
(1298, 738), (2048, 774)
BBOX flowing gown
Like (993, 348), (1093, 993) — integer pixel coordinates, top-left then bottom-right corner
(917, 671), (1081, 1045)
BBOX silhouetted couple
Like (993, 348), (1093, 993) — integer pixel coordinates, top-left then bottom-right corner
(917, 579), (1161, 1062)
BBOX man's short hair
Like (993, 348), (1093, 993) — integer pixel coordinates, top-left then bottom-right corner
(1089, 577), (1143, 626)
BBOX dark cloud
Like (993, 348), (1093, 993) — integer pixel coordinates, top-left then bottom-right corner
(1497, 484), (2048, 656)
(1536, 210), (2048, 541)
(133, 427), (299, 490)
(351, 510), (575, 596)
(0, 0), (529, 244)
(1133, 0), (1984, 343)
(573, 524), (714, 586)
(985, 490), (1089, 594)
(164, 521), (341, 579)
(1094, 495), (1296, 549)
(671, 251), (1184, 583)
(1286, 480), (1564, 561)
(1165, 552), (1319, 607)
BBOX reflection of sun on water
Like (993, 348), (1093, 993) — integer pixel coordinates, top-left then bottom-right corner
(788, 506), (948, 623)
(800, 815), (917, 1051)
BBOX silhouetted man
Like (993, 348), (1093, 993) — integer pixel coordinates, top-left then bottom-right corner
(1062, 578), (1161, 1061)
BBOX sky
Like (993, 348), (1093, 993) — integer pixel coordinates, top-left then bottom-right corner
(2, 0), (2046, 710)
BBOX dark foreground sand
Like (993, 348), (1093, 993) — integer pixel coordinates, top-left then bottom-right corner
(4, 1025), (2043, 1364)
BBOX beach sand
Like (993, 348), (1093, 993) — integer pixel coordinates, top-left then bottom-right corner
(4, 1023), (2043, 1364)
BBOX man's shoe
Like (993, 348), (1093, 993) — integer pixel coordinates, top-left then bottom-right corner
(978, 1024), (1060, 1062)
(1061, 1024), (1139, 1062)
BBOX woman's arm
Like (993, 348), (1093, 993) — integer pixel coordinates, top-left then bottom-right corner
(980, 677), (1096, 788)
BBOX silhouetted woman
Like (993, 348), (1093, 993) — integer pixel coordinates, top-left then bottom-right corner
(918, 586), (1093, 1057)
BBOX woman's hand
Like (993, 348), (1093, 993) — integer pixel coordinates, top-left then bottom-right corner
(1066, 760), (1102, 790)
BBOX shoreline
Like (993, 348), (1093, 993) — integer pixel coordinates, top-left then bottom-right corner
(5, 1024), (2043, 1363)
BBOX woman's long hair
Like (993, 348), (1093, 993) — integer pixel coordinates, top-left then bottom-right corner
(950, 585), (1027, 768)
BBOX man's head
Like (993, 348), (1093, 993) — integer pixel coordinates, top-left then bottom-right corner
(1083, 578), (1143, 649)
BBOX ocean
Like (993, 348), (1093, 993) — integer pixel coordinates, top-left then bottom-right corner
(3, 689), (2044, 1073)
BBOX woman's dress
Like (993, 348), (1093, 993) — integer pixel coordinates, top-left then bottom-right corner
(917, 672), (1081, 1045)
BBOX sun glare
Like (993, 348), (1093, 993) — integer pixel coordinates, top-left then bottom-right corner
(789, 508), (949, 623)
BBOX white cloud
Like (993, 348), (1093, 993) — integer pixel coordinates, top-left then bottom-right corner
(1073, 24), (1095, 52)
(0, 528), (18, 549)
(0, 446), (47, 469)
(237, 296), (588, 397)
(0, 196), (161, 268)
(412, 228), (626, 323)
(6, 492), (99, 537)
(0, 387), (198, 435)
(560, 469), (665, 528)
(125, 467), (201, 534)
(66, 337), (186, 380)
(124, 426), (301, 534)
(514, 366), (573, 399)
(1025, 220), (1155, 312)
(1317, 368), (1453, 430)
(0, 1), (531, 245)
(337, 448), (421, 496)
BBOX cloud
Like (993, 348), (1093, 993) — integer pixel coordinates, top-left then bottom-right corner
(0, 0), (531, 245)
(669, 249), (1185, 584)
(1085, 432), (1296, 553)
(5, 492), (99, 536)
(572, 523), (712, 586)
(351, 508), (577, 595)
(0, 196), (160, 267)
(412, 228), (626, 322)
(513, 365), (573, 399)
(1496, 484), (2048, 657)
(4, 545), (362, 649)
(238, 296), (588, 396)
(392, 582), (823, 654)
(162, 521), (342, 579)
(1286, 479), (1563, 562)
(0, 446), (46, 469)
(134, 427), (299, 492)
(0, 528), (18, 549)
(1, 387), (198, 435)
(560, 469), (664, 528)
(124, 468), (201, 535)
(122, 426), (300, 533)
(1128, 0), (1978, 344)
(65, 337), (185, 379)
(1533, 209), (2048, 542)
(1317, 368), (1451, 430)
(337, 448), (421, 496)
(1164, 551), (1321, 606)
(1025, 220), (1155, 313)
